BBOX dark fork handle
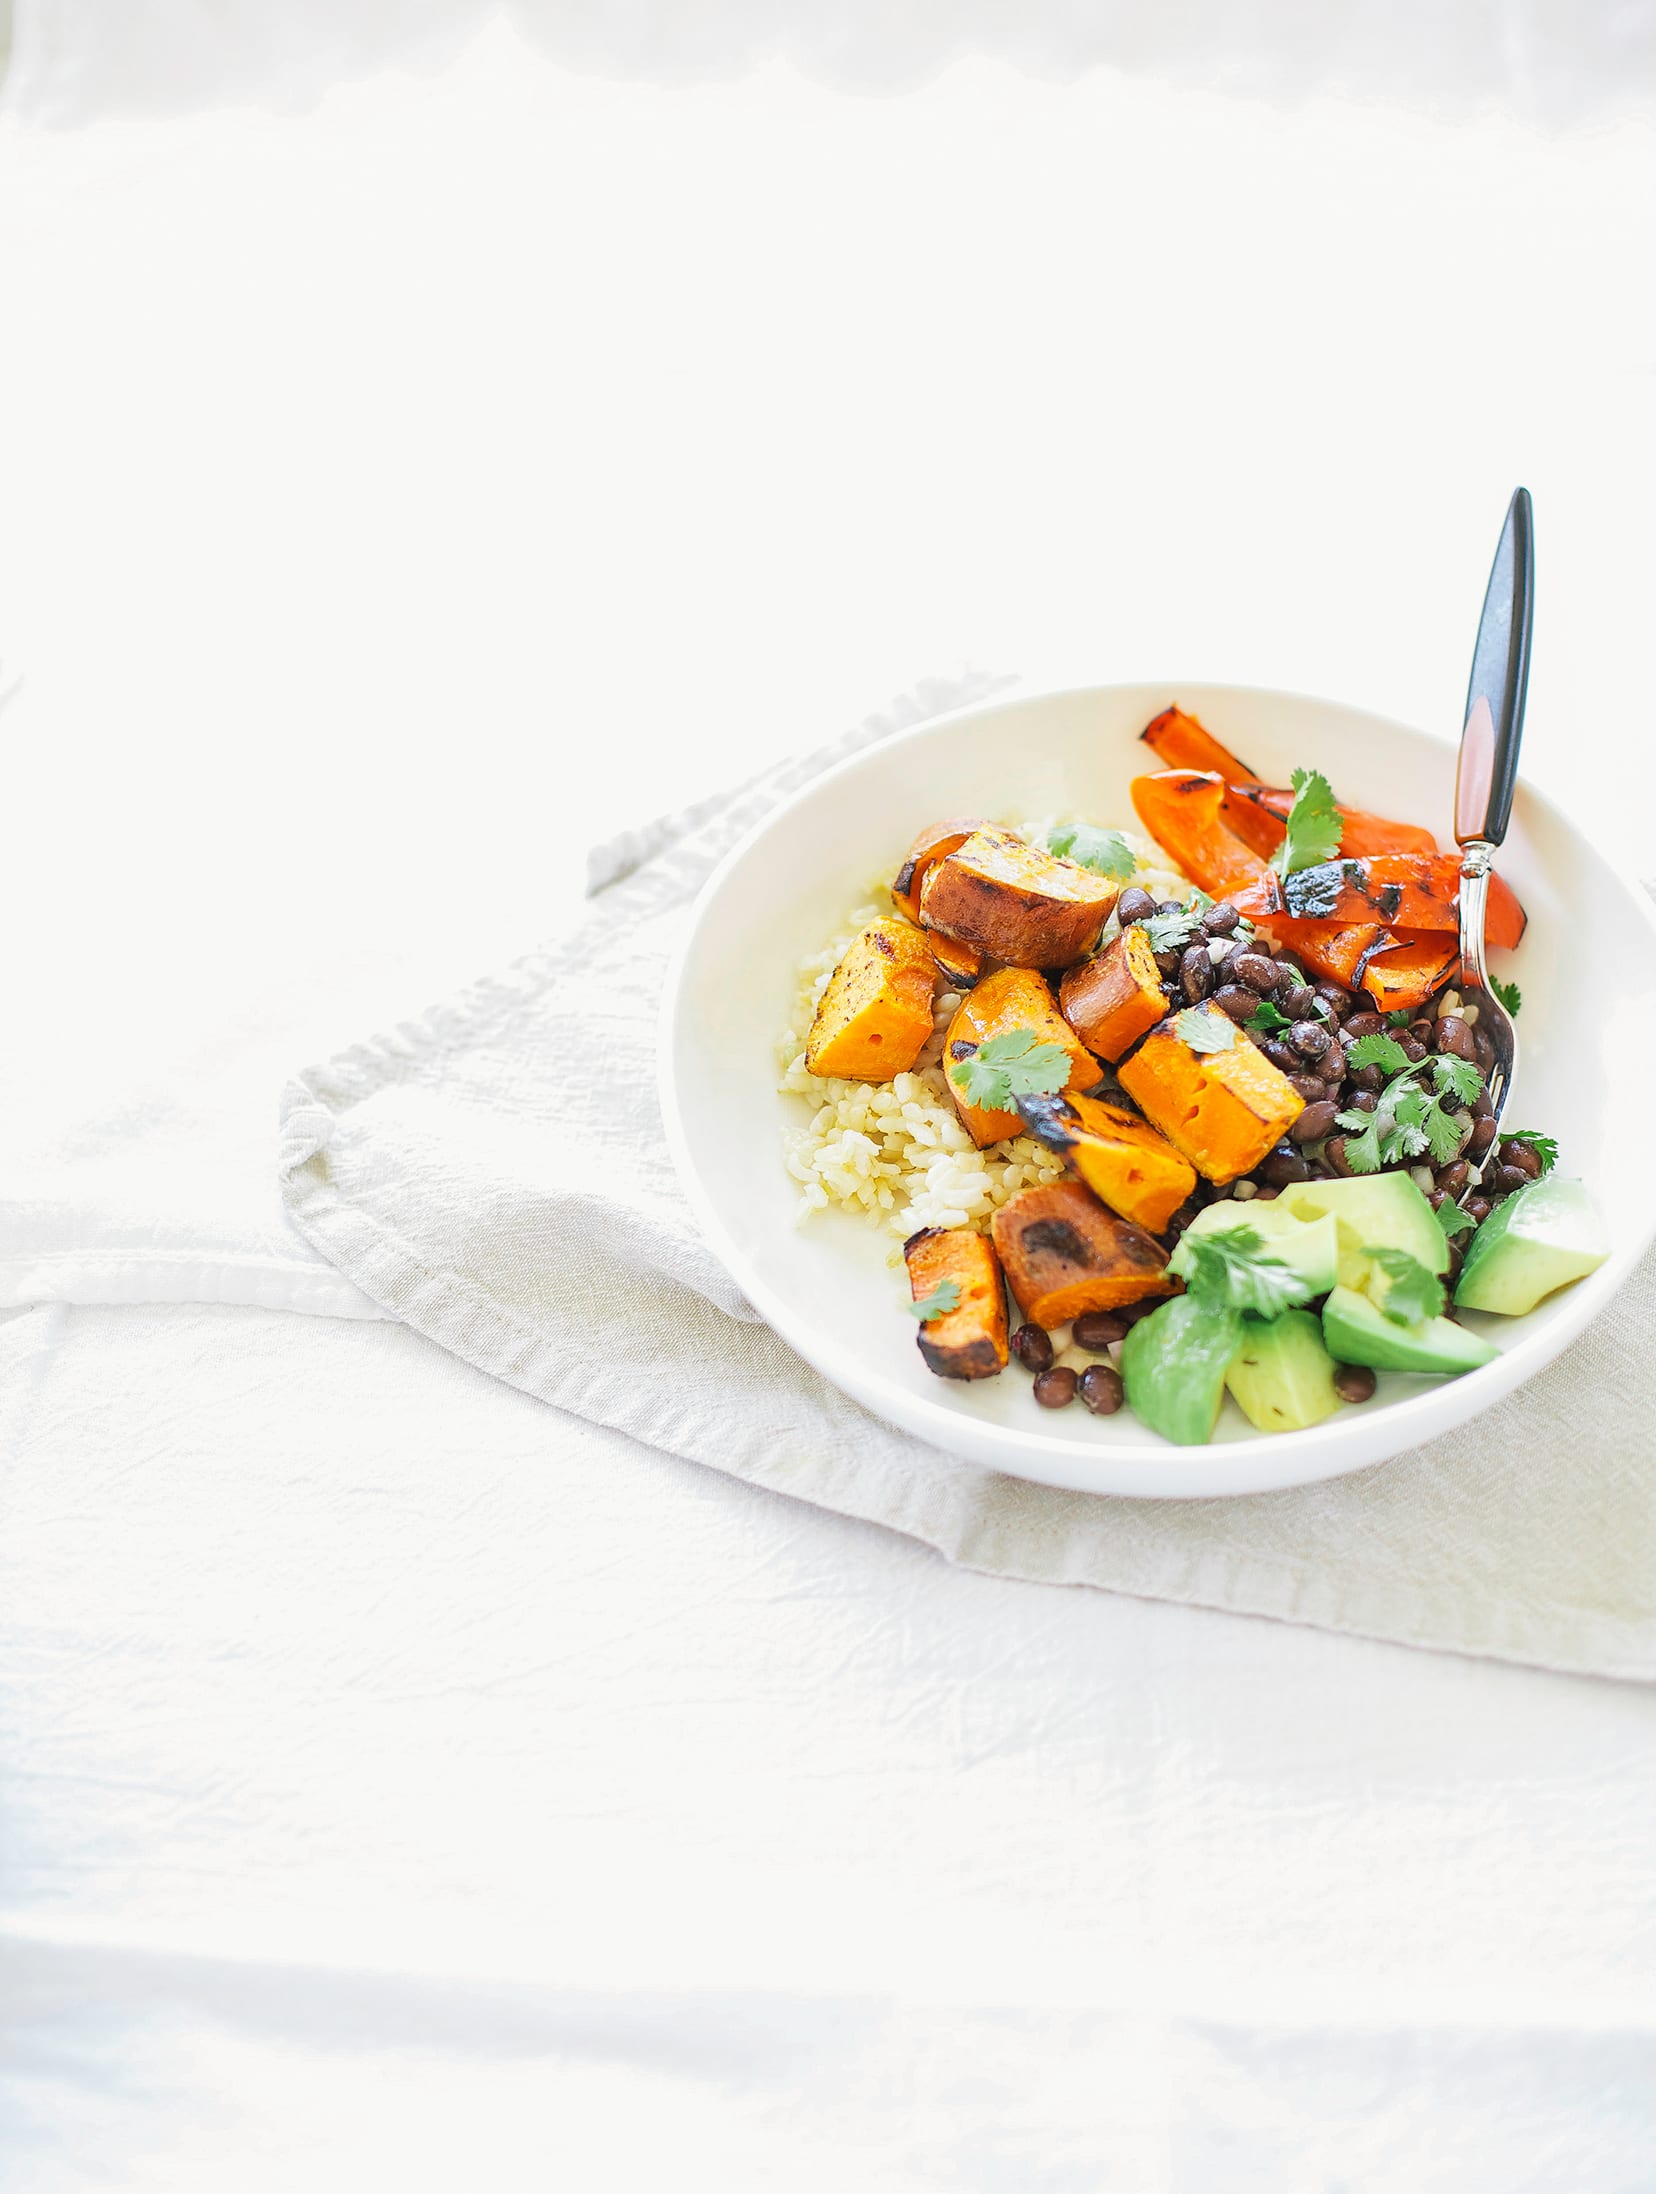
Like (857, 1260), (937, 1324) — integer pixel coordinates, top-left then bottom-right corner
(1455, 487), (1534, 849)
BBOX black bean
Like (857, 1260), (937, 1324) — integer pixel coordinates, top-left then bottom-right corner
(1333, 1363), (1377, 1405)
(1288, 1073), (1328, 1103)
(1349, 1062), (1384, 1094)
(1279, 983), (1318, 1021)
(1492, 1163), (1529, 1197)
(1428, 1187), (1448, 1210)
(1290, 1100), (1338, 1145)
(1154, 948), (1183, 981)
(1233, 953), (1280, 994)
(1319, 1041), (1347, 1087)
(1437, 1159), (1470, 1197)
(1116, 886), (1158, 927)
(1072, 1310), (1127, 1351)
(1409, 1017), (1435, 1043)
(1272, 957), (1304, 985)
(1399, 1036), (1428, 1064)
(1435, 1014), (1478, 1061)
(1344, 1089), (1378, 1114)
(1290, 1019), (1332, 1060)
(1315, 981), (1354, 1016)
(1213, 984), (1259, 1023)
(1116, 1296), (1162, 1328)
(1342, 1011), (1384, 1042)
(1078, 1364), (1126, 1415)
(1468, 1116), (1498, 1158)
(1465, 1195), (1492, 1226)
(1472, 1086), (1496, 1121)
(1501, 1139), (1543, 1180)
(1010, 1323), (1053, 1374)
(1033, 1366), (1078, 1409)
(1262, 1142), (1311, 1187)
(1155, 899), (1187, 918)
(1201, 900), (1241, 936)
(1253, 1184), (1281, 1200)
(1179, 945), (1214, 1004)
(1324, 1135), (1355, 1176)
(1261, 1039), (1300, 1076)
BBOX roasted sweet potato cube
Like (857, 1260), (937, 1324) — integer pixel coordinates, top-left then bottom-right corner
(919, 828), (1119, 967)
(805, 918), (936, 1080)
(1059, 926), (1168, 1062)
(1117, 1006), (1304, 1184)
(891, 816), (993, 925)
(991, 1179), (1176, 1330)
(1358, 931), (1461, 1014)
(943, 966), (1099, 1148)
(903, 1227), (1009, 1380)
(1016, 1090), (1197, 1235)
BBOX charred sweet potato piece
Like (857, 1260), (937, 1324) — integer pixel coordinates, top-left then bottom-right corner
(891, 816), (994, 925)
(904, 1227), (1009, 1380)
(919, 828), (1119, 968)
(1232, 854), (1525, 949)
(1265, 917), (1387, 989)
(1128, 772), (1273, 902)
(1358, 931), (1461, 1014)
(1117, 1006), (1305, 1184)
(991, 1179), (1176, 1329)
(929, 932), (985, 989)
(1059, 925), (1168, 1062)
(805, 918), (936, 1079)
(1140, 705), (1259, 782)
(944, 966), (1099, 1147)
(1016, 1090), (1197, 1235)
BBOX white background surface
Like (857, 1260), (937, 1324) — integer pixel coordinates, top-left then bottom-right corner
(4, 7), (1656, 2185)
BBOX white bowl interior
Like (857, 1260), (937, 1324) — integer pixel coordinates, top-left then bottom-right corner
(664, 683), (1656, 1496)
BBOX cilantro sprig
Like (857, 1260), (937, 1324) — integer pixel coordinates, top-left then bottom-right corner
(1246, 998), (1292, 1037)
(1270, 767), (1343, 878)
(1435, 1200), (1478, 1243)
(950, 1029), (1071, 1112)
(1046, 821), (1139, 881)
(1174, 1007), (1237, 1054)
(1490, 977), (1522, 1016)
(1334, 1047), (1480, 1173)
(1502, 1130), (1557, 1175)
(1169, 1224), (1313, 1321)
(1362, 1247), (1446, 1327)
(1139, 904), (1204, 955)
(907, 1280), (962, 1324)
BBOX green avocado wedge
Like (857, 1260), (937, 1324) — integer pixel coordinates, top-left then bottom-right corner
(1178, 1200), (1339, 1299)
(1275, 1174), (1447, 1291)
(1322, 1284), (1498, 1376)
(1454, 1176), (1609, 1316)
(1225, 1309), (1341, 1433)
(1120, 1297), (1244, 1447)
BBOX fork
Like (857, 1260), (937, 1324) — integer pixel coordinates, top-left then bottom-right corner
(1453, 486), (1534, 1163)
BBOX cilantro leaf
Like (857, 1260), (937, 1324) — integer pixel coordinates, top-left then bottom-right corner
(1435, 1199), (1478, 1242)
(1139, 905), (1203, 955)
(950, 1029), (1072, 1112)
(1335, 1112), (1384, 1173)
(1270, 766), (1343, 878)
(1347, 1030), (1412, 1075)
(1246, 998), (1293, 1038)
(1421, 1100), (1465, 1166)
(1046, 821), (1139, 881)
(1430, 1055), (1483, 1106)
(1168, 1225), (1312, 1319)
(907, 1279), (962, 1323)
(1385, 1009), (1414, 1028)
(1362, 1247), (1446, 1327)
(1174, 1007), (1236, 1055)
(1490, 977), (1522, 1016)
(1503, 1130), (1558, 1176)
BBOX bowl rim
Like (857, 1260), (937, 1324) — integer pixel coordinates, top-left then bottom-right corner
(659, 676), (1656, 1498)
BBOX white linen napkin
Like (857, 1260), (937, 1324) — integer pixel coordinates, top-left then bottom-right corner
(279, 679), (1656, 1683)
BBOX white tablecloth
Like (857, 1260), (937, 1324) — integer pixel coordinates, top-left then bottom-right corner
(4, 17), (1656, 2186)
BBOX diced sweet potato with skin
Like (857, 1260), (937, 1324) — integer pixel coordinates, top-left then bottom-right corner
(1358, 931), (1461, 1013)
(929, 932), (985, 989)
(1016, 1089), (1197, 1235)
(805, 918), (937, 1079)
(903, 1227), (1009, 1380)
(944, 966), (1099, 1147)
(1117, 1007), (1305, 1185)
(991, 1179), (1176, 1330)
(1059, 925), (1168, 1062)
(919, 828), (1119, 968)
(1264, 917), (1387, 989)
(891, 816), (994, 925)
(1129, 772), (1272, 901)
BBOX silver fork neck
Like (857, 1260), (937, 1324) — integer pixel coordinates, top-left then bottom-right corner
(1458, 840), (1494, 992)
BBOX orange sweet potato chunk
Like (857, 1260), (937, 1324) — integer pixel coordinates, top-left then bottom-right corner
(903, 1227), (1009, 1380)
(943, 966), (1099, 1148)
(891, 816), (994, 925)
(919, 828), (1119, 968)
(991, 1179), (1176, 1330)
(1015, 1090), (1196, 1236)
(1059, 925), (1168, 1062)
(1117, 1006), (1304, 1184)
(805, 918), (936, 1080)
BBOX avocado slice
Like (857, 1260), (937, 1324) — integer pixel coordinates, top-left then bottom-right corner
(1225, 1308), (1342, 1432)
(1322, 1284), (1497, 1375)
(1120, 1296), (1244, 1446)
(1178, 1199), (1339, 1298)
(1454, 1175), (1609, 1316)
(1276, 1174), (1447, 1291)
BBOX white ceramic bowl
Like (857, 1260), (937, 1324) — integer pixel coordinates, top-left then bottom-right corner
(661, 682), (1656, 1497)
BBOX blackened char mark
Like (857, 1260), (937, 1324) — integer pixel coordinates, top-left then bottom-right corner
(1017, 1219), (1096, 1267)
